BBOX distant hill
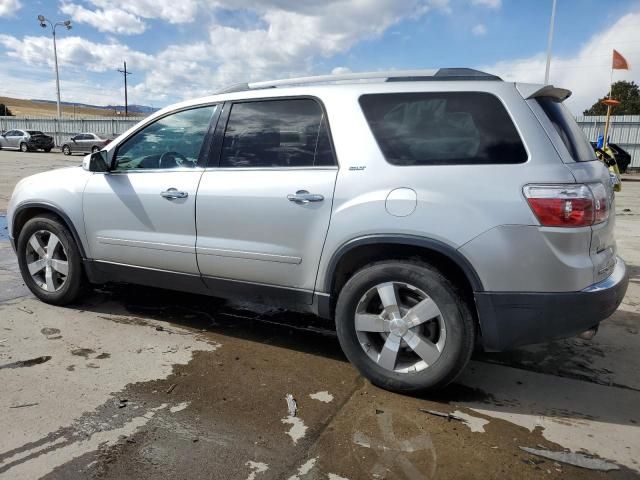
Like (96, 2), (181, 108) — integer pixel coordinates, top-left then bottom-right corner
(0, 95), (158, 118)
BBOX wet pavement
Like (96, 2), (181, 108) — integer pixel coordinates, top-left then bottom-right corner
(1, 151), (640, 479)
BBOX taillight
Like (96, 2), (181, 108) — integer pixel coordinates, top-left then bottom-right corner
(589, 182), (610, 224)
(523, 183), (609, 227)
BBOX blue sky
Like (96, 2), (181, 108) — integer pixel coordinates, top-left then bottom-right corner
(0, 0), (639, 113)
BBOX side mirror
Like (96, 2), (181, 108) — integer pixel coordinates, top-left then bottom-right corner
(87, 150), (109, 172)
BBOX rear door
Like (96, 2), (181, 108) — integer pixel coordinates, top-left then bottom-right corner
(530, 95), (617, 283)
(78, 134), (91, 152)
(196, 98), (338, 299)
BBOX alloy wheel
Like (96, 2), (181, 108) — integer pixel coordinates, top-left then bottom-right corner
(25, 230), (69, 292)
(355, 282), (446, 373)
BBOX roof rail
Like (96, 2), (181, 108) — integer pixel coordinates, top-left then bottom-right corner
(215, 68), (501, 94)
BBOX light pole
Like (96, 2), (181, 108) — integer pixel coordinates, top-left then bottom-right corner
(37, 15), (72, 120)
(544, 0), (557, 84)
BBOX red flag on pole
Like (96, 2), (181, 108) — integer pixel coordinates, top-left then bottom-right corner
(612, 49), (629, 70)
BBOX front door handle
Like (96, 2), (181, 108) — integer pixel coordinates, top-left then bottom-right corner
(161, 188), (188, 199)
(287, 190), (324, 204)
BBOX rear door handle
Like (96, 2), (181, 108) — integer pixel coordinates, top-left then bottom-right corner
(161, 188), (188, 199)
(287, 190), (324, 204)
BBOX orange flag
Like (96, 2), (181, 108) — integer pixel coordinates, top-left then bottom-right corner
(612, 49), (629, 70)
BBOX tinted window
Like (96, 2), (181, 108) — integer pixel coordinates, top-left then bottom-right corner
(537, 97), (596, 162)
(220, 99), (335, 168)
(27, 130), (43, 135)
(359, 92), (527, 165)
(114, 105), (217, 170)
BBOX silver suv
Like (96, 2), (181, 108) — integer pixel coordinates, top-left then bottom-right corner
(7, 69), (628, 393)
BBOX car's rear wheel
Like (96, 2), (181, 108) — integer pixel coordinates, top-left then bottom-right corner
(335, 261), (475, 393)
(62, 145), (71, 155)
(20, 142), (28, 152)
(16, 215), (84, 305)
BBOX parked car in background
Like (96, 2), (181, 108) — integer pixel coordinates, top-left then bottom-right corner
(61, 133), (111, 155)
(0, 129), (54, 152)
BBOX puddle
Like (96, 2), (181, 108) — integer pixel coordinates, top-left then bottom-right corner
(0, 355), (52, 369)
(0, 215), (8, 242)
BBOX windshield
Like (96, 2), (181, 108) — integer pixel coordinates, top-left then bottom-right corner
(536, 97), (596, 162)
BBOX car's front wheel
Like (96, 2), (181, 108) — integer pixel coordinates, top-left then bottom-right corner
(16, 214), (84, 305)
(62, 145), (71, 155)
(91, 146), (100, 153)
(335, 261), (475, 393)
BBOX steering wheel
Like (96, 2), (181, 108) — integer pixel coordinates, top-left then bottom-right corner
(159, 151), (189, 169)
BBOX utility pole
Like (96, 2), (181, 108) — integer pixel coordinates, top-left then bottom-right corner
(544, 0), (557, 84)
(117, 61), (132, 117)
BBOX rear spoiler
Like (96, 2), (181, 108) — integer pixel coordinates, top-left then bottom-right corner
(516, 83), (572, 102)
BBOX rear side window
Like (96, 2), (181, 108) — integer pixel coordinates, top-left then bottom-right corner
(536, 97), (596, 162)
(220, 98), (335, 168)
(359, 92), (527, 165)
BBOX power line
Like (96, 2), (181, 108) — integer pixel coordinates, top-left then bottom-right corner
(117, 60), (133, 117)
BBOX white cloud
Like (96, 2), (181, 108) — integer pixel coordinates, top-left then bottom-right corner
(471, 0), (501, 8)
(60, 2), (146, 35)
(0, 0), (21, 17)
(0, 0), (450, 105)
(331, 66), (352, 74)
(482, 12), (640, 114)
(471, 24), (487, 36)
(0, 34), (154, 73)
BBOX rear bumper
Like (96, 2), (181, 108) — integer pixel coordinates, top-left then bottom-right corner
(476, 256), (628, 351)
(27, 139), (54, 149)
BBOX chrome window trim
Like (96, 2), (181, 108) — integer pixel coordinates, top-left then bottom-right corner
(203, 166), (338, 172)
(106, 167), (206, 175)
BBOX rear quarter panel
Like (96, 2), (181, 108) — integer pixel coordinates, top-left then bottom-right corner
(315, 82), (577, 293)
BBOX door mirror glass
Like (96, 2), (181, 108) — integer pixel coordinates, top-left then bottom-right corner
(87, 150), (109, 172)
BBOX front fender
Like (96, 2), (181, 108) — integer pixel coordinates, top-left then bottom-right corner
(8, 167), (92, 257)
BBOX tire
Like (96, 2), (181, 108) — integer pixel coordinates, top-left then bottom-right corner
(62, 145), (71, 155)
(20, 142), (28, 152)
(43, 148), (52, 153)
(91, 146), (100, 153)
(16, 214), (84, 305)
(335, 261), (475, 393)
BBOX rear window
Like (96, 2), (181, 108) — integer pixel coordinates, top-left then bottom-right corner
(536, 97), (596, 162)
(27, 130), (43, 135)
(359, 92), (527, 165)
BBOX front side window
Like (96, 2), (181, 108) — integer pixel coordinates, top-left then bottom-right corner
(114, 105), (217, 170)
(359, 92), (527, 165)
(220, 98), (335, 168)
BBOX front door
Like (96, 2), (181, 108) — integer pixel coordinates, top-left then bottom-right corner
(196, 98), (338, 299)
(83, 105), (219, 275)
